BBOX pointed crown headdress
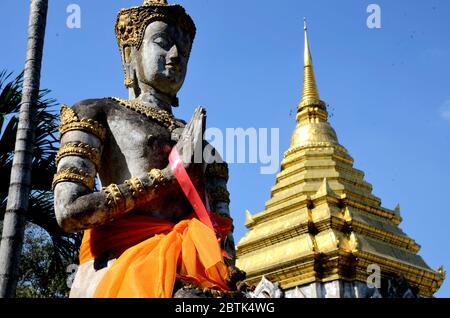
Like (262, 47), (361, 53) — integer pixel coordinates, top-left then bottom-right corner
(115, 0), (196, 52)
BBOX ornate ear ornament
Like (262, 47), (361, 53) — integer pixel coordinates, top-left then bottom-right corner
(124, 78), (135, 88)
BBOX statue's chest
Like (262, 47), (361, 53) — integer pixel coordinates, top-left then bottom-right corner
(105, 109), (175, 174)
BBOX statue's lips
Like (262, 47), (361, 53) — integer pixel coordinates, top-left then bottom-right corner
(166, 63), (179, 71)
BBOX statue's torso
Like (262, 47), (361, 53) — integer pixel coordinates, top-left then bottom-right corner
(73, 98), (194, 221)
(99, 102), (174, 183)
(64, 99), (232, 298)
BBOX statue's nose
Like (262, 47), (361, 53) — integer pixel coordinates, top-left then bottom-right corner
(168, 45), (180, 63)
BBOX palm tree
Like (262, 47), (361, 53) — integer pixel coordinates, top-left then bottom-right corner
(0, 0), (50, 297)
(0, 70), (82, 297)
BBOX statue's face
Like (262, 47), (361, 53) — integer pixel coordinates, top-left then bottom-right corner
(135, 20), (192, 96)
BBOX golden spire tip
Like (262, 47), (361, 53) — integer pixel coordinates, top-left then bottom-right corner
(298, 18), (325, 111)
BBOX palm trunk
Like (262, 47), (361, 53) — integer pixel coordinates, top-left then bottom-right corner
(0, 0), (48, 298)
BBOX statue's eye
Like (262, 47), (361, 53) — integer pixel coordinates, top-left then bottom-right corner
(154, 36), (170, 49)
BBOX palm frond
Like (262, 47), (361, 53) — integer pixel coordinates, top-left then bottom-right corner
(1, 70), (59, 195)
(1, 69), (81, 293)
(0, 70), (23, 116)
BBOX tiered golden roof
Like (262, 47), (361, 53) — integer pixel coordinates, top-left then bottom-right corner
(236, 20), (445, 297)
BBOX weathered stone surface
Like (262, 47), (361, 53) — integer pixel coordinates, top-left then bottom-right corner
(54, 12), (235, 297)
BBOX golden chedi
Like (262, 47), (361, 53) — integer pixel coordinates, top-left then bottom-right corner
(236, 20), (445, 298)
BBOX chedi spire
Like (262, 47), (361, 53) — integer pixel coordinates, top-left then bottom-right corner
(299, 18), (326, 111)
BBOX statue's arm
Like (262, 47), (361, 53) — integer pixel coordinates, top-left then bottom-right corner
(53, 106), (176, 233)
(204, 160), (236, 264)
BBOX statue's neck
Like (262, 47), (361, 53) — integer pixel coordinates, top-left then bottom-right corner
(128, 84), (175, 114)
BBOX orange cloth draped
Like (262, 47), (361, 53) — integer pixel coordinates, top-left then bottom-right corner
(79, 215), (230, 298)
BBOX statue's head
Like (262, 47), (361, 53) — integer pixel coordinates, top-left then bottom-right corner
(115, 0), (196, 104)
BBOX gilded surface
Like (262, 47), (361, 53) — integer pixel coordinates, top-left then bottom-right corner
(236, 22), (444, 297)
(124, 177), (145, 198)
(101, 183), (124, 209)
(298, 20), (325, 111)
(59, 106), (106, 142)
(110, 97), (181, 132)
(56, 142), (101, 169)
(115, 0), (196, 51)
(148, 168), (166, 186)
(52, 167), (95, 191)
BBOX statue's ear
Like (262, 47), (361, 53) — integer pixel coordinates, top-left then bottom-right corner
(123, 46), (132, 64)
(121, 46), (141, 96)
(122, 46), (135, 88)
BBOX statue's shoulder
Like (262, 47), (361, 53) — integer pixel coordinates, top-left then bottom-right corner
(59, 98), (119, 142)
(69, 98), (119, 122)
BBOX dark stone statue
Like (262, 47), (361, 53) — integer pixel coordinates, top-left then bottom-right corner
(53, 0), (242, 297)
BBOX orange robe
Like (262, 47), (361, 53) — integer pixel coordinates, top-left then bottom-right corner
(79, 215), (230, 298)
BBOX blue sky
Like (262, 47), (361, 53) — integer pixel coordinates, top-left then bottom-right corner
(1, 0), (450, 297)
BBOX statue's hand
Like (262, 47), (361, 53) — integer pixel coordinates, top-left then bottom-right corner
(174, 106), (206, 171)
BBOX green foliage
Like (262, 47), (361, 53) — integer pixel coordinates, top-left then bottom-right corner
(0, 70), (81, 297)
(16, 223), (73, 298)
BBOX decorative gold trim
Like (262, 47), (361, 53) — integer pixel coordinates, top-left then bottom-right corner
(124, 177), (145, 198)
(115, 2), (196, 51)
(148, 168), (167, 187)
(205, 162), (229, 181)
(352, 251), (444, 297)
(52, 167), (94, 191)
(110, 97), (181, 132)
(56, 142), (101, 169)
(124, 78), (134, 88)
(438, 266), (446, 281)
(283, 142), (348, 160)
(59, 106), (107, 142)
(208, 187), (230, 204)
(101, 184), (124, 208)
